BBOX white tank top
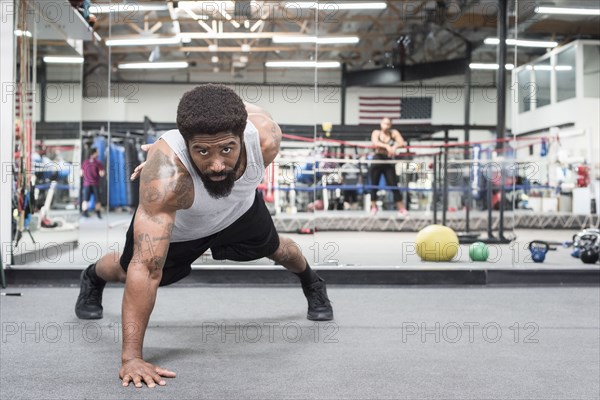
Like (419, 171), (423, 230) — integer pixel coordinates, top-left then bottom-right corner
(159, 121), (265, 242)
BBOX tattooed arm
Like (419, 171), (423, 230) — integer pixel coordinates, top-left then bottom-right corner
(120, 140), (193, 386)
(245, 103), (282, 167)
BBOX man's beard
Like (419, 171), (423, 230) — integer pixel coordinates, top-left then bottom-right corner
(197, 155), (243, 199)
(199, 169), (236, 199)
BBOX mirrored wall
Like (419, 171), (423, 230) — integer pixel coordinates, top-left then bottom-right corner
(11, 0), (86, 265)
(8, 1), (597, 271)
(100, 0), (319, 268)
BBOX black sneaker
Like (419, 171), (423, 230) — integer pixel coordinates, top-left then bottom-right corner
(75, 264), (106, 319)
(302, 278), (333, 321)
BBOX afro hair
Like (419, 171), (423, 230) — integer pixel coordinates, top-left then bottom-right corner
(176, 84), (248, 143)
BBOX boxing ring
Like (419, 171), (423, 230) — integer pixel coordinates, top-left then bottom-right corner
(259, 130), (599, 237)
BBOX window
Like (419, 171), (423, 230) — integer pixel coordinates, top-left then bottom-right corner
(583, 45), (600, 98)
(533, 58), (551, 108)
(517, 68), (533, 113)
(556, 46), (576, 102)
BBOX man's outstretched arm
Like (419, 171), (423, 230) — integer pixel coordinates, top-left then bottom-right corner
(120, 142), (192, 388)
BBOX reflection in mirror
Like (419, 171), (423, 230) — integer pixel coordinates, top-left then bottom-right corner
(12, 1), (592, 275)
(583, 44), (600, 98)
(556, 46), (576, 102)
(11, 0), (88, 267)
(512, 9), (600, 269)
(532, 57), (551, 108)
(314, 1), (415, 268)
(313, 0), (572, 268)
(89, 1), (323, 270)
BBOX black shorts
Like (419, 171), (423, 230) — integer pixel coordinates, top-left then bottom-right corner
(82, 185), (100, 202)
(119, 191), (280, 286)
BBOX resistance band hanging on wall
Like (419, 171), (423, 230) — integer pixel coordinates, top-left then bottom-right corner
(13, 0), (35, 247)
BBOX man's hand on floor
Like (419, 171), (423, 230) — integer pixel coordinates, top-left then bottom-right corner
(120, 357), (176, 388)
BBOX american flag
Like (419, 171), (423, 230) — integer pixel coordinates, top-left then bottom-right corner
(358, 96), (432, 125)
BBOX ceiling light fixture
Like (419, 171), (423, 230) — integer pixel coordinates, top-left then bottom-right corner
(106, 37), (182, 46)
(180, 32), (278, 40)
(484, 38), (558, 48)
(265, 61), (341, 68)
(43, 56), (84, 64)
(525, 65), (573, 71)
(178, 0), (234, 9)
(118, 61), (189, 70)
(90, 3), (168, 13)
(14, 30), (32, 37)
(535, 6), (600, 16)
(552, 65), (573, 71)
(317, 37), (360, 44)
(469, 63), (514, 70)
(286, 2), (386, 10)
(273, 36), (359, 44)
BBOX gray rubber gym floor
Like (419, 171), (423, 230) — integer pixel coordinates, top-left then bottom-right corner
(1, 286), (599, 399)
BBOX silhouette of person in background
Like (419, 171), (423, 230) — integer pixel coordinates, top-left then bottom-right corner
(369, 117), (408, 216)
(81, 147), (105, 218)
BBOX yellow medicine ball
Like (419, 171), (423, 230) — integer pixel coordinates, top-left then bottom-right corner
(416, 224), (459, 262)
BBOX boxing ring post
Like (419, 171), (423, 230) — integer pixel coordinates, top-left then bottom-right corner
(433, 154), (438, 225)
(266, 162), (274, 199)
(273, 162), (281, 215)
(289, 180), (297, 214)
(364, 158), (372, 212)
(341, 63), (347, 125)
(442, 130), (449, 226)
(496, 0), (508, 241)
(499, 162), (507, 240)
(322, 176), (329, 211)
(486, 168), (494, 240)
(464, 42), (473, 233)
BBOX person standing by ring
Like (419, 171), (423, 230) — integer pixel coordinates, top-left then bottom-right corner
(81, 147), (105, 219)
(369, 117), (408, 216)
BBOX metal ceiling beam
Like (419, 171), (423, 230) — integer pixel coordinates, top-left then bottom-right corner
(95, 14), (452, 26)
(528, 20), (600, 36)
(85, 0), (599, 77)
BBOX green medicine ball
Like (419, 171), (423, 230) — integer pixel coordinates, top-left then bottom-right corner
(469, 241), (489, 262)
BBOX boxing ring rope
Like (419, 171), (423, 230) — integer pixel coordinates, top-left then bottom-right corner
(283, 132), (554, 149)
